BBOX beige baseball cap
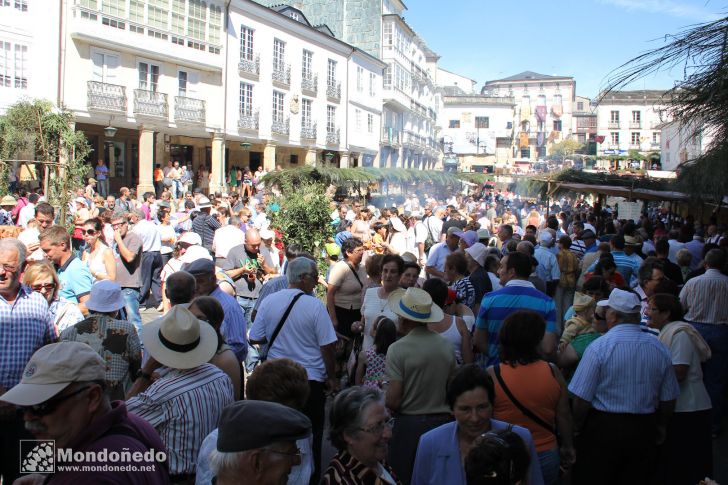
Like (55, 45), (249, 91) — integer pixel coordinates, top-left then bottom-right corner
(0, 342), (106, 406)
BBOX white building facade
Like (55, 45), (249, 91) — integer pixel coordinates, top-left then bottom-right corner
(482, 71), (575, 167)
(439, 95), (516, 172)
(57, 0), (382, 195)
(595, 90), (666, 159)
(0, 0), (60, 113)
(659, 121), (714, 172)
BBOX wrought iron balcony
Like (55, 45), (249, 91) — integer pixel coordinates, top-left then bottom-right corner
(272, 117), (290, 136)
(238, 55), (260, 78)
(272, 64), (291, 87)
(238, 111), (259, 131)
(300, 122), (317, 140)
(87, 81), (127, 113)
(629, 121), (642, 129)
(381, 127), (401, 146)
(134, 89), (168, 118)
(608, 121), (620, 129)
(326, 128), (340, 145)
(301, 74), (318, 94)
(326, 82), (341, 101)
(174, 96), (205, 124)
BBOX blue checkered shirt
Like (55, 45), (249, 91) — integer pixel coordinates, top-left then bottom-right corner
(0, 285), (57, 389)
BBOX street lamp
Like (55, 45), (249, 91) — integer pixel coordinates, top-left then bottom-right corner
(103, 117), (117, 138)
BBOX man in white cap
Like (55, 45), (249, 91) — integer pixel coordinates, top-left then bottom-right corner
(127, 305), (234, 482)
(384, 287), (456, 484)
(259, 228), (281, 275)
(191, 197), (220, 253)
(534, 231), (560, 297)
(0, 342), (169, 484)
(569, 288), (680, 485)
(59, 280), (141, 400)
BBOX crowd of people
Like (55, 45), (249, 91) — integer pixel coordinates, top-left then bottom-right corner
(0, 173), (727, 485)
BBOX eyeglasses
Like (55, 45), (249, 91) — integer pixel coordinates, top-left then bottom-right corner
(111, 221), (127, 228)
(264, 448), (302, 464)
(359, 417), (395, 435)
(31, 283), (56, 292)
(20, 386), (91, 417)
(82, 229), (97, 236)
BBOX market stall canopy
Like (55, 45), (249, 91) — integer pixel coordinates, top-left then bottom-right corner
(553, 182), (689, 201)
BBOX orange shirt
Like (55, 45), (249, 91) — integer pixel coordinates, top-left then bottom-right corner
(154, 168), (163, 182)
(491, 361), (560, 452)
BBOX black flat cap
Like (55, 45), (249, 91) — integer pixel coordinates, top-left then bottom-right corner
(217, 400), (312, 452)
(183, 258), (215, 276)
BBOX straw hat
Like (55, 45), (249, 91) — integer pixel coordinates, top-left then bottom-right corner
(1, 195), (17, 207)
(572, 292), (595, 312)
(142, 305), (217, 369)
(388, 287), (444, 323)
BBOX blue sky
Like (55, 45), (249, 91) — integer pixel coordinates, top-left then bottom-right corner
(403, 0), (726, 98)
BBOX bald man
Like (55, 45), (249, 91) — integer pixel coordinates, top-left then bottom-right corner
(221, 228), (271, 325)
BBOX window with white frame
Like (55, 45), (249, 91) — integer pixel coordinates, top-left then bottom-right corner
(302, 49), (313, 79)
(129, 0), (144, 22)
(367, 113), (374, 134)
(0, 41), (11, 87)
(171, 0), (185, 34)
(302, 98), (312, 127)
(272, 91), (285, 122)
(383, 22), (393, 47)
(652, 132), (659, 144)
(610, 110), (619, 123)
(383, 65), (391, 89)
(240, 82), (253, 116)
(13, 46), (26, 88)
(273, 38), (285, 71)
(327, 59), (336, 87)
(355, 109), (362, 131)
(631, 132), (640, 145)
(138, 61), (160, 91)
(101, 0), (125, 17)
(91, 50), (120, 83)
(356, 66), (364, 93)
(10, 0), (27, 11)
(369, 72), (376, 97)
(187, 0), (206, 41)
(327, 105), (336, 134)
(632, 110), (641, 122)
(208, 5), (221, 45)
(240, 26), (254, 61)
(79, 0), (98, 8)
(610, 132), (619, 145)
(147, 0), (168, 30)
(178, 71), (188, 96)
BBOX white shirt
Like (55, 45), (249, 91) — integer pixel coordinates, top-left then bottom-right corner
(17, 203), (35, 228)
(260, 244), (281, 273)
(477, 217), (492, 231)
(158, 224), (177, 255)
(212, 225), (245, 259)
(250, 289), (338, 382)
(131, 219), (161, 252)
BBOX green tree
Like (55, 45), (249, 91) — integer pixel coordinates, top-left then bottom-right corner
(0, 99), (91, 225)
(549, 139), (583, 162)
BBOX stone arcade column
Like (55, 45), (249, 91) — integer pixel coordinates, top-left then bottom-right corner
(305, 148), (318, 166)
(209, 131), (225, 194)
(339, 151), (350, 168)
(136, 126), (155, 196)
(263, 141), (277, 171)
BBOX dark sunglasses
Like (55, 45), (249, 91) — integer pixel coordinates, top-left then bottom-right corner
(82, 229), (98, 236)
(20, 386), (91, 417)
(31, 283), (56, 291)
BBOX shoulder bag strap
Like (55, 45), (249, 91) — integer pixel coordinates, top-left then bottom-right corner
(493, 364), (555, 435)
(267, 292), (305, 352)
(347, 263), (364, 288)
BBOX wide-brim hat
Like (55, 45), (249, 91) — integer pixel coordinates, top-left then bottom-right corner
(86, 280), (125, 313)
(388, 288), (444, 323)
(142, 305), (217, 369)
(0, 195), (16, 207)
(390, 217), (407, 233)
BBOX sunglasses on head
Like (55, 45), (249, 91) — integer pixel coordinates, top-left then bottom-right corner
(19, 386), (91, 417)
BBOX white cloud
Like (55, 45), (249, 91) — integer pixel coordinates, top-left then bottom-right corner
(597, 0), (723, 21)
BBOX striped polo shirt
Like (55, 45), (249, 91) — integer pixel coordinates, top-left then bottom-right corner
(475, 280), (557, 366)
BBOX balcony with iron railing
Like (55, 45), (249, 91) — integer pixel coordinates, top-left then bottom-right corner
(300, 122), (317, 140)
(174, 96), (205, 124)
(238, 55), (260, 78)
(608, 121), (620, 129)
(326, 128), (340, 145)
(381, 127), (401, 146)
(238, 111), (259, 131)
(134, 89), (168, 119)
(272, 117), (290, 136)
(629, 121), (642, 129)
(629, 143), (641, 150)
(272, 64), (291, 88)
(87, 81), (127, 113)
(326, 82), (341, 102)
(301, 74), (318, 95)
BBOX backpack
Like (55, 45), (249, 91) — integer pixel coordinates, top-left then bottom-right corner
(423, 217), (436, 253)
